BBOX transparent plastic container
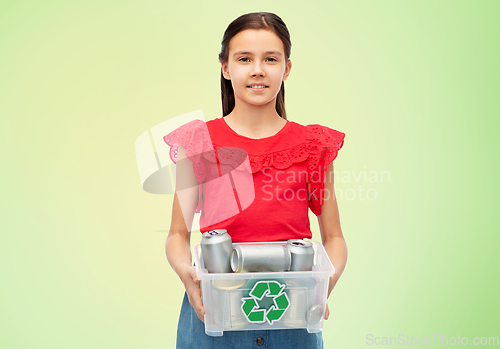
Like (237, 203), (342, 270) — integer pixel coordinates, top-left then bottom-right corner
(193, 241), (335, 337)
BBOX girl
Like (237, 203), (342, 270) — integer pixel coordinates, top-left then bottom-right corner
(164, 12), (347, 349)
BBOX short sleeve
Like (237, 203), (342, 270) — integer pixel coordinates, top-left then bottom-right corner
(306, 124), (345, 216)
(163, 119), (214, 183)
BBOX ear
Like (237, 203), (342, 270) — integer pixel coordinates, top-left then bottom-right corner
(282, 59), (292, 82)
(221, 62), (231, 80)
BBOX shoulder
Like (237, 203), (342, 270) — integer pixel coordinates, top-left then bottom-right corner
(206, 117), (224, 131)
(164, 118), (223, 145)
(206, 118), (220, 128)
(163, 119), (211, 148)
(302, 122), (345, 179)
(305, 124), (345, 147)
(284, 121), (345, 146)
(205, 117), (227, 141)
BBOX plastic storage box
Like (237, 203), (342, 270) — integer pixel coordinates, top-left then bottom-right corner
(193, 241), (335, 336)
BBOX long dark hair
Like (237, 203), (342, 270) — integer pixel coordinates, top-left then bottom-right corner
(218, 12), (292, 119)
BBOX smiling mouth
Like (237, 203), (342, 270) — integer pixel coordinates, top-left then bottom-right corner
(247, 85), (268, 89)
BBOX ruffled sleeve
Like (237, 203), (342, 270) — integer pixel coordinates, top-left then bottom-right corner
(163, 120), (214, 214)
(306, 124), (345, 216)
(163, 119), (214, 183)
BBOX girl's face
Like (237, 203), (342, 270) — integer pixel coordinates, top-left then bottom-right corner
(221, 29), (292, 110)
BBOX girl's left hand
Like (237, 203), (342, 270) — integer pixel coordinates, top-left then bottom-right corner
(324, 303), (330, 320)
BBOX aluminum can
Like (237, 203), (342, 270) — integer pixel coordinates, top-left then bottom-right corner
(281, 278), (318, 327)
(230, 244), (291, 273)
(212, 286), (248, 330)
(286, 239), (315, 271)
(201, 229), (233, 273)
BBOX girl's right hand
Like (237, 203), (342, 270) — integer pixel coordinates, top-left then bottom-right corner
(180, 265), (205, 322)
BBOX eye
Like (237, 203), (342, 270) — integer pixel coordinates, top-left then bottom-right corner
(238, 57), (250, 62)
(266, 57), (277, 62)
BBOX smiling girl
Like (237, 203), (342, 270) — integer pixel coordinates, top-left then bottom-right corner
(164, 12), (347, 348)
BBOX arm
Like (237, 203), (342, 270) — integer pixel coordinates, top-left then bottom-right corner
(317, 162), (348, 318)
(165, 146), (205, 322)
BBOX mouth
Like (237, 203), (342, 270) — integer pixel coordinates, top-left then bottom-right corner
(247, 84), (269, 89)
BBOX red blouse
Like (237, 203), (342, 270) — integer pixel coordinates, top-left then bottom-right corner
(164, 117), (345, 243)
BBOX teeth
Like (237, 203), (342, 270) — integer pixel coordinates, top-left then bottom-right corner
(250, 85), (266, 88)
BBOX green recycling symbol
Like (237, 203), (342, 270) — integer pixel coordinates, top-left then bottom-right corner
(240, 280), (290, 325)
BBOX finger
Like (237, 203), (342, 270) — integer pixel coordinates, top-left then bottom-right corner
(186, 267), (204, 320)
(196, 311), (205, 323)
(193, 298), (205, 322)
(187, 287), (205, 318)
(194, 296), (205, 317)
(190, 267), (200, 283)
(192, 296), (204, 314)
(187, 294), (205, 323)
(324, 304), (330, 320)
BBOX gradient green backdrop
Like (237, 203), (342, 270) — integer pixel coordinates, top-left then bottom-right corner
(1, 0), (499, 348)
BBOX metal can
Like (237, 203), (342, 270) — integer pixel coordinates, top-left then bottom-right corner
(201, 229), (233, 273)
(230, 244), (291, 273)
(286, 239), (315, 271)
(281, 278), (317, 327)
(211, 282), (248, 330)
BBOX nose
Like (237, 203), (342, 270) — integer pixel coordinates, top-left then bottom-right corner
(251, 62), (265, 78)
(251, 70), (265, 78)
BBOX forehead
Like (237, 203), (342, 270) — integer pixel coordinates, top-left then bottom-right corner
(228, 29), (285, 55)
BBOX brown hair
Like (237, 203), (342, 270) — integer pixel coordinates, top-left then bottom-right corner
(218, 12), (292, 119)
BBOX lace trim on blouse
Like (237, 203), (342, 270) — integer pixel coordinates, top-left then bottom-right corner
(306, 124), (345, 215)
(163, 119), (345, 215)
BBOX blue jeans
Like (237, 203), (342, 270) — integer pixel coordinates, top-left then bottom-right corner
(176, 292), (324, 349)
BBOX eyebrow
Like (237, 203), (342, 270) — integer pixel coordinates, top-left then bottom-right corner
(233, 51), (283, 57)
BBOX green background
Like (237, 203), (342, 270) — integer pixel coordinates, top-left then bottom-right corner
(1, 0), (499, 348)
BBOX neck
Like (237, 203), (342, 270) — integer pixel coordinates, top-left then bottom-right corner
(225, 99), (285, 137)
